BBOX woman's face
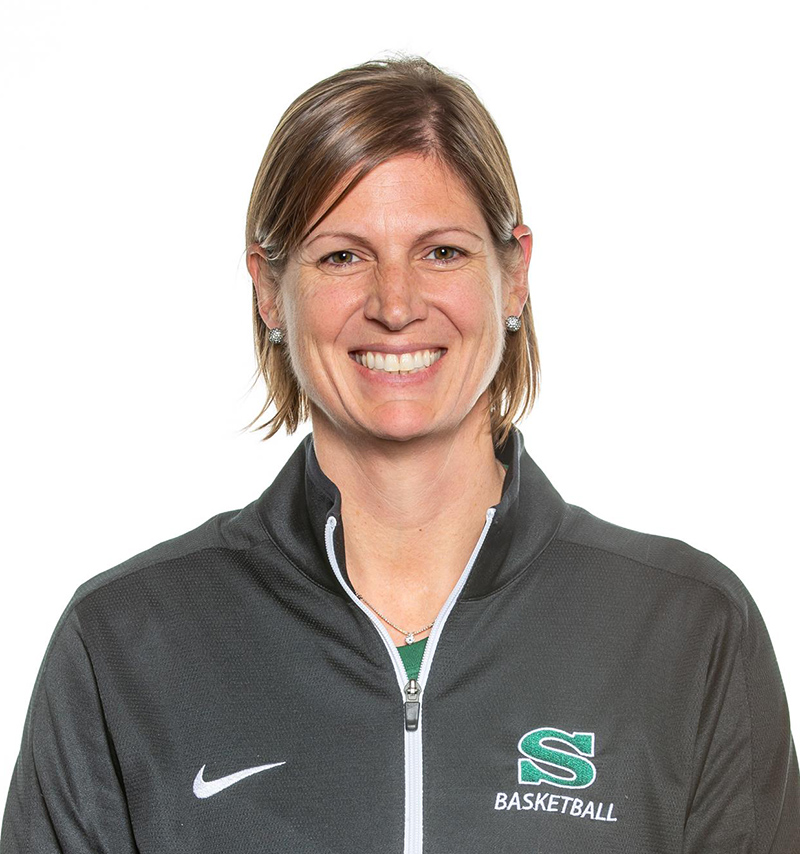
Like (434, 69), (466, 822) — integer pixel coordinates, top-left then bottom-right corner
(252, 154), (530, 445)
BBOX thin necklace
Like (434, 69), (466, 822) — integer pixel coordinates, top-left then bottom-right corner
(356, 593), (434, 645)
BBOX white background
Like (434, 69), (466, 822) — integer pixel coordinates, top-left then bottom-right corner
(1, 0), (798, 806)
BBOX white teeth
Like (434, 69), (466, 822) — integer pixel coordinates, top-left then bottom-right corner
(353, 348), (444, 374)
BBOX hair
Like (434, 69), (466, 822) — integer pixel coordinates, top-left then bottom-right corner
(245, 55), (539, 447)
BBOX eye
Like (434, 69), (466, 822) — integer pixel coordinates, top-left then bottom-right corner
(321, 250), (363, 269)
(425, 246), (463, 264)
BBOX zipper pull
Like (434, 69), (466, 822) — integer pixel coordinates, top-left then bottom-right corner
(404, 679), (421, 731)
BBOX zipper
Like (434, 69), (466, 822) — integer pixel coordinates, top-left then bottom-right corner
(403, 679), (421, 730)
(324, 508), (496, 854)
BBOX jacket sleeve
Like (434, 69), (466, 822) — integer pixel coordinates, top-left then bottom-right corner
(683, 589), (800, 853)
(0, 607), (139, 854)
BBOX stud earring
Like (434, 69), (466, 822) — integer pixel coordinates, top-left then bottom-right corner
(268, 327), (285, 345)
(505, 315), (522, 333)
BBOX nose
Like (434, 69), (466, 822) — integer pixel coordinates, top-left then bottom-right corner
(363, 260), (428, 331)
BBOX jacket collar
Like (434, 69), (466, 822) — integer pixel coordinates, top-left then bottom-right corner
(255, 427), (566, 600)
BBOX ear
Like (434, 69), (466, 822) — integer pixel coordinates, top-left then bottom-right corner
(505, 224), (533, 317)
(246, 244), (282, 328)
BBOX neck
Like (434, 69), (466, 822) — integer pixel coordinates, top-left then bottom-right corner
(311, 402), (506, 645)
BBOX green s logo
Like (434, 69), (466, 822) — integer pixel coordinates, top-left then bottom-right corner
(518, 727), (597, 789)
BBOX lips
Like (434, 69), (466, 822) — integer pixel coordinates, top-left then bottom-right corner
(351, 348), (444, 374)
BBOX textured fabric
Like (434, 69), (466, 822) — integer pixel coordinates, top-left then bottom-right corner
(2, 428), (798, 853)
(398, 638), (428, 680)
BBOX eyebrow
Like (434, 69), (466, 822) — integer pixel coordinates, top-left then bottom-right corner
(304, 227), (485, 248)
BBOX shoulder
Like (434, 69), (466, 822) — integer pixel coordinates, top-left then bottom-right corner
(29, 497), (276, 697)
(63, 497), (272, 623)
(553, 503), (754, 629)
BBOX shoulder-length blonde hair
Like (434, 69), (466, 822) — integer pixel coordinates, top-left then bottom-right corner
(245, 56), (539, 448)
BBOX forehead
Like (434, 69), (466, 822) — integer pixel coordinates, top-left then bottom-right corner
(304, 154), (488, 241)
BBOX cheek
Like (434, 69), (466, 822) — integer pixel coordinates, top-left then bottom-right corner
(290, 289), (353, 350)
(444, 273), (504, 341)
(469, 282), (507, 377)
(282, 285), (359, 391)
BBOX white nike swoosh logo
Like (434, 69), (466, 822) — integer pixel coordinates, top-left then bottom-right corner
(192, 761), (286, 798)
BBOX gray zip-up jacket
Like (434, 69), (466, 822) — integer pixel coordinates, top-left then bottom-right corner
(2, 429), (798, 852)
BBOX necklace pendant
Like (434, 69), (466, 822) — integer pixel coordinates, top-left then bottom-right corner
(404, 633), (415, 645)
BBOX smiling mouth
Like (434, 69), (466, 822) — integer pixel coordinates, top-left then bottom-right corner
(351, 348), (445, 374)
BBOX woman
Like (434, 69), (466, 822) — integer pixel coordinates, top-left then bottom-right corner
(2, 57), (798, 853)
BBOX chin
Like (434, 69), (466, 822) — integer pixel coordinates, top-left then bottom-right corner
(353, 404), (444, 444)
